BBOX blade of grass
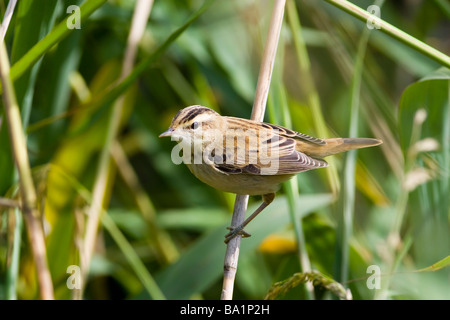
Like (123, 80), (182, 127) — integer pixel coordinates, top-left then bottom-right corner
(82, 0), (154, 293)
(416, 255), (450, 272)
(335, 30), (368, 285)
(433, 0), (450, 17)
(286, 0), (340, 194)
(27, 0), (217, 134)
(284, 181), (315, 298)
(267, 35), (315, 299)
(0, 0), (105, 195)
(281, 101), (315, 299)
(265, 271), (351, 300)
(335, 0), (384, 286)
(0, 0), (60, 194)
(0, 0), (17, 41)
(48, 164), (165, 300)
(35, 26), (83, 151)
(111, 141), (179, 264)
(82, 0), (217, 296)
(10, 0), (59, 125)
(305, 3), (403, 180)
(0, 0), (107, 94)
(156, 194), (333, 299)
(0, 40), (53, 299)
(323, 0), (450, 68)
(101, 214), (166, 300)
(383, 69), (450, 299)
(5, 208), (22, 300)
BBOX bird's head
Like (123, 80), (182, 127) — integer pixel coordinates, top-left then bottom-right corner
(159, 105), (220, 143)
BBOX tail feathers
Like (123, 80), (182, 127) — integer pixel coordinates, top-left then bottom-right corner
(325, 138), (382, 157)
(302, 137), (382, 158)
(342, 138), (383, 148)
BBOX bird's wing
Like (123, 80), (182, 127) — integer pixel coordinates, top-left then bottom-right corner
(211, 123), (328, 175)
(272, 149), (328, 174)
(261, 122), (326, 145)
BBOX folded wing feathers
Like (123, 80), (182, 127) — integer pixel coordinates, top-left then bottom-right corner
(295, 132), (326, 145)
(212, 119), (328, 175)
(272, 151), (327, 174)
(265, 123), (326, 145)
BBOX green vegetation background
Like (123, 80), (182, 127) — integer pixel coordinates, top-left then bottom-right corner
(0, 0), (448, 299)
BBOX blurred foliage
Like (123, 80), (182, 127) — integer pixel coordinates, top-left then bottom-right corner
(0, 0), (449, 300)
(265, 271), (350, 300)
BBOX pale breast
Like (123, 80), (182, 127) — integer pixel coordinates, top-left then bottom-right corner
(186, 163), (294, 195)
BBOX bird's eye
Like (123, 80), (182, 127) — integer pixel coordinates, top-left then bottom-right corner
(191, 122), (199, 130)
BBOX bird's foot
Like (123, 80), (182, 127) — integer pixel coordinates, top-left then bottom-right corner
(224, 225), (251, 244)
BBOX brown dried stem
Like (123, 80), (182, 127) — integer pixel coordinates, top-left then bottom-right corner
(0, 40), (54, 299)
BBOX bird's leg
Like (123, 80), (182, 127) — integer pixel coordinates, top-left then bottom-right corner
(224, 193), (275, 243)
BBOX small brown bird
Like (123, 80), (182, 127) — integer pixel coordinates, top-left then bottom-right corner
(160, 105), (382, 243)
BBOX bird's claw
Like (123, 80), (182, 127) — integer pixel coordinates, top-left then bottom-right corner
(224, 226), (251, 243)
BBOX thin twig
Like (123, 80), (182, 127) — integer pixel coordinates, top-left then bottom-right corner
(0, 41), (54, 299)
(221, 0), (286, 300)
(81, 0), (153, 294)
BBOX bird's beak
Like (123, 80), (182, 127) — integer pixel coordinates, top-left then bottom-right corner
(159, 128), (174, 138)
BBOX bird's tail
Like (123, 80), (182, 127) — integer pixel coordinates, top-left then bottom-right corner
(304, 138), (382, 158)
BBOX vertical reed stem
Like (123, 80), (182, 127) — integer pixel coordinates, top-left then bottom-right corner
(221, 0), (286, 300)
